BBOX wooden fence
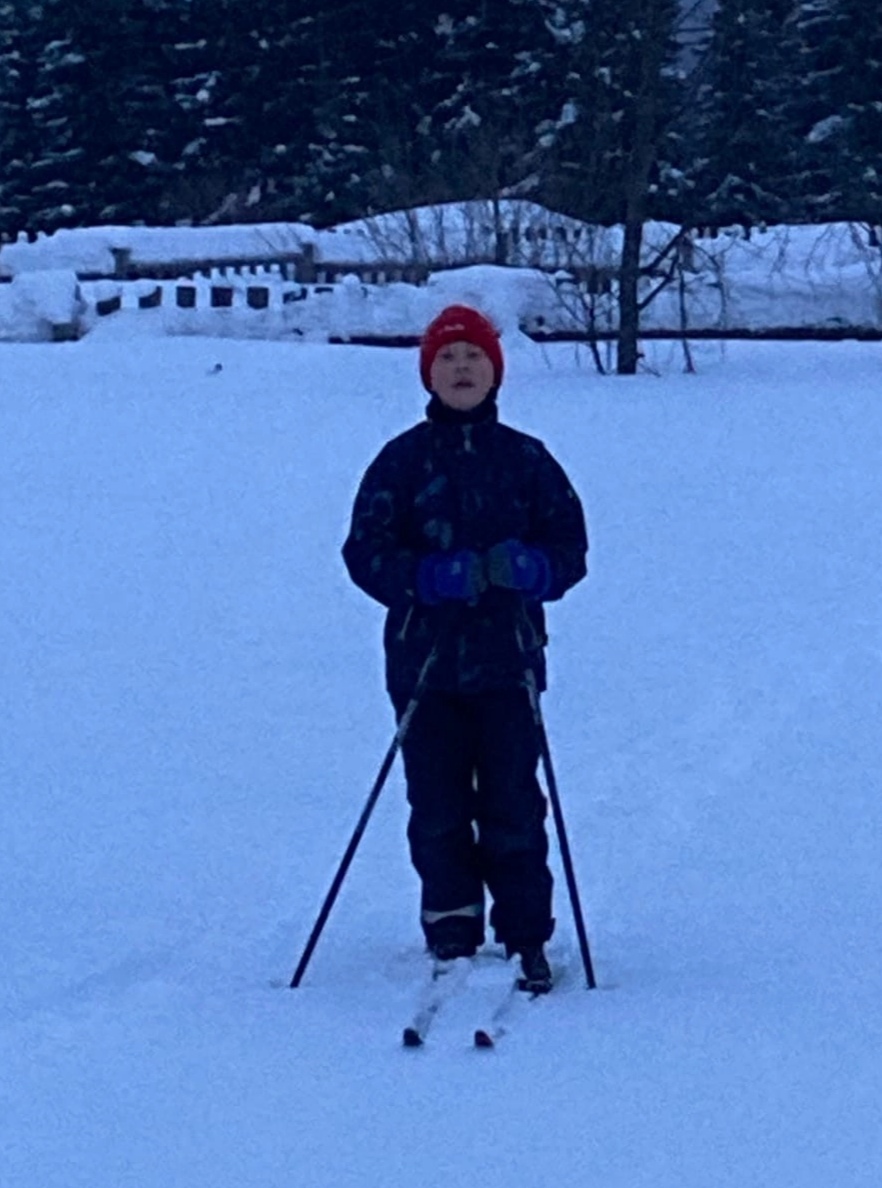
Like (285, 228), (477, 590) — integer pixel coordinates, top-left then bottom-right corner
(92, 280), (313, 317)
(81, 242), (430, 287)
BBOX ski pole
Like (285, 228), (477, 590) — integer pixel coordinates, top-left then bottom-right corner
(517, 625), (597, 990)
(290, 642), (439, 988)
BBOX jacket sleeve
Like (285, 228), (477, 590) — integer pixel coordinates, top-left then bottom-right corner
(341, 441), (418, 610)
(530, 446), (588, 601)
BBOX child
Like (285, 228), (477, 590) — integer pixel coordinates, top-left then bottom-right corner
(342, 304), (588, 992)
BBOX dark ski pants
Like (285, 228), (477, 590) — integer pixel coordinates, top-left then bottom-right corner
(391, 686), (554, 954)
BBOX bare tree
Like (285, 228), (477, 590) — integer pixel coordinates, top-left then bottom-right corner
(536, 0), (689, 373)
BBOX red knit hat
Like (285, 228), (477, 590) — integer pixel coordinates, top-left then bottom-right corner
(419, 304), (504, 392)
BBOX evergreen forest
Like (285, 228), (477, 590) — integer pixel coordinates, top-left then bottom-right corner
(1, 0), (880, 238)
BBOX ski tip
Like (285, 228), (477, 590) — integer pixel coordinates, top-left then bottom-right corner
(402, 1027), (424, 1048)
(474, 1029), (495, 1049)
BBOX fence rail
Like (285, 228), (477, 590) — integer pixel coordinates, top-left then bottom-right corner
(0, 241), (433, 287)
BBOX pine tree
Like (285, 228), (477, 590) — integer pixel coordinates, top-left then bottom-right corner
(116, 0), (202, 223)
(292, 1), (560, 224)
(536, 0), (683, 227)
(14, 0), (209, 229)
(151, 0), (259, 223)
(24, 13), (93, 229)
(421, 0), (558, 203)
(841, 0), (882, 220)
(243, 6), (324, 221)
(0, 0), (39, 234)
(783, 0), (852, 218)
(294, 0), (441, 223)
(162, 0), (328, 224)
(691, 0), (798, 227)
(785, 0), (882, 220)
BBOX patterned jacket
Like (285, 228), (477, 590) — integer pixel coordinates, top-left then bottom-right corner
(342, 395), (588, 696)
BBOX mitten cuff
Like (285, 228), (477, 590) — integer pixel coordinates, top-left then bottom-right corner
(525, 547), (553, 599)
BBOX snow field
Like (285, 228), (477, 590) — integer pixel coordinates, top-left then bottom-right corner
(2, 332), (881, 1187)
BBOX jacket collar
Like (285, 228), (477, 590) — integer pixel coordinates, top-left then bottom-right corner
(425, 390), (499, 427)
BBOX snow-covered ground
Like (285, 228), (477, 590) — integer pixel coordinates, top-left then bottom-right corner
(2, 316), (882, 1186)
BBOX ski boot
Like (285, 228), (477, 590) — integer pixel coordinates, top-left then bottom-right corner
(517, 944), (553, 994)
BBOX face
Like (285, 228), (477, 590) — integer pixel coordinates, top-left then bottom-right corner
(429, 340), (496, 410)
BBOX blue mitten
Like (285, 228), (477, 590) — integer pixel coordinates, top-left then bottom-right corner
(417, 550), (487, 605)
(485, 539), (551, 599)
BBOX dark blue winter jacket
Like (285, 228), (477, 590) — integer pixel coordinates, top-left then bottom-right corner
(342, 394), (588, 696)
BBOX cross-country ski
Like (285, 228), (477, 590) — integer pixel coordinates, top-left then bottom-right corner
(400, 949), (557, 1050)
(402, 956), (474, 1047)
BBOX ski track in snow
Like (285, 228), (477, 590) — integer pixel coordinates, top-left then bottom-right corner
(2, 334), (882, 1187)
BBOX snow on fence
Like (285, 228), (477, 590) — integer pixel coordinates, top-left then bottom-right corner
(0, 235), (430, 287)
(2, 215), (882, 344)
(69, 265), (451, 345)
(0, 262), (438, 344)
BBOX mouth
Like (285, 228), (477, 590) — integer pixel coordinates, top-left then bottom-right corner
(453, 379), (474, 389)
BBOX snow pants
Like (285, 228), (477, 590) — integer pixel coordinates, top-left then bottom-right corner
(391, 686), (554, 954)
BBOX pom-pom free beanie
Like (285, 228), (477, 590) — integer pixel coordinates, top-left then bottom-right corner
(419, 304), (504, 392)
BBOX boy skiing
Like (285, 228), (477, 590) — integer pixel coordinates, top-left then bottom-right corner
(342, 305), (588, 993)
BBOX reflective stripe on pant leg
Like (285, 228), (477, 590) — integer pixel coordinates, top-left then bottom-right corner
(421, 903), (484, 926)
